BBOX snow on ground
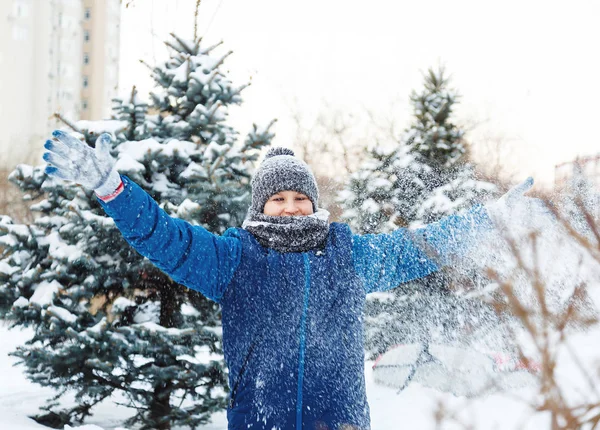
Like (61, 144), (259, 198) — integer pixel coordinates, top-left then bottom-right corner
(0, 323), (230, 430)
(4, 321), (587, 430)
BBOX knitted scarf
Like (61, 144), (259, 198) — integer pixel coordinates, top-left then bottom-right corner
(242, 208), (330, 253)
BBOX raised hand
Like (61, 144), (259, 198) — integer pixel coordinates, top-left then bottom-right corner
(486, 177), (552, 225)
(496, 176), (534, 208)
(43, 130), (121, 196)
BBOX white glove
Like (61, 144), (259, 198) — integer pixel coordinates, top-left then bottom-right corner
(494, 177), (534, 208)
(486, 177), (552, 226)
(43, 130), (121, 196)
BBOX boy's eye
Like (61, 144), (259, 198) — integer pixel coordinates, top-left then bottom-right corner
(296, 197), (307, 201)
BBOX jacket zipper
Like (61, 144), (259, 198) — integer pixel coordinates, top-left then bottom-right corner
(296, 254), (311, 429)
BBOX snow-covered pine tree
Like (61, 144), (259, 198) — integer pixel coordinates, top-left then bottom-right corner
(0, 166), (49, 317)
(111, 85), (151, 142)
(339, 67), (498, 358)
(0, 32), (274, 430)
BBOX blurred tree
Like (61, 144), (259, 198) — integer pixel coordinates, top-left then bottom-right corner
(558, 158), (600, 234)
(338, 67), (499, 358)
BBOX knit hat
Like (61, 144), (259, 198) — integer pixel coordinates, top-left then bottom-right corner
(249, 147), (319, 214)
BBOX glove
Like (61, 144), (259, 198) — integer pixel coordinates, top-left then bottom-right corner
(486, 177), (552, 226)
(43, 130), (121, 196)
(495, 177), (534, 208)
(486, 177), (534, 222)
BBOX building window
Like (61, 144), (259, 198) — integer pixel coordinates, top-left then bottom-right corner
(11, 25), (27, 41)
(83, 76), (89, 88)
(84, 30), (90, 42)
(84, 8), (91, 20)
(82, 99), (88, 110)
(83, 53), (89, 65)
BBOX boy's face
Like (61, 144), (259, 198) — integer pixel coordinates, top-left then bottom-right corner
(263, 190), (314, 216)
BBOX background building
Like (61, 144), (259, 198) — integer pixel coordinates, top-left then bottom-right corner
(0, 0), (121, 169)
(81, 0), (121, 121)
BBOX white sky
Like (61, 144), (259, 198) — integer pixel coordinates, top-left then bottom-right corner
(119, 0), (600, 187)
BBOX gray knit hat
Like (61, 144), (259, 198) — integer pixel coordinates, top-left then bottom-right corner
(250, 147), (319, 214)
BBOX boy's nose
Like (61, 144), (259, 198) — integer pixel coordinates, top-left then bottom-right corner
(283, 201), (299, 215)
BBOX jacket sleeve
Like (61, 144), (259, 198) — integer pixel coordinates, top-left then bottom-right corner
(352, 205), (494, 294)
(97, 175), (241, 302)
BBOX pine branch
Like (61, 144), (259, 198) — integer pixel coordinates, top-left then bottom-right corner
(185, 56), (192, 83)
(210, 50), (233, 71)
(53, 113), (84, 135)
(228, 83), (250, 100)
(129, 85), (137, 103)
(170, 33), (196, 55)
(200, 40), (224, 55)
(128, 86), (139, 141)
(205, 100), (223, 122)
(193, 0), (202, 42)
(68, 395), (111, 423)
(164, 40), (182, 53)
(139, 59), (154, 72)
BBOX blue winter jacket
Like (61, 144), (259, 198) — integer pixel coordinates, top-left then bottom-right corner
(98, 176), (493, 430)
